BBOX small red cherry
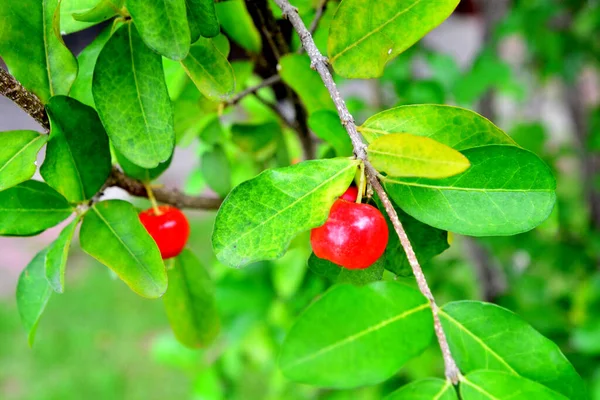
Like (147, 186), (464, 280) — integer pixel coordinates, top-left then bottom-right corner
(340, 186), (359, 202)
(311, 199), (389, 269)
(139, 205), (190, 259)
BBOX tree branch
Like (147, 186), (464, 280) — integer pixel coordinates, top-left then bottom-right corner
(227, 74), (282, 105)
(0, 67), (49, 131)
(273, 0), (461, 384)
(0, 69), (222, 211)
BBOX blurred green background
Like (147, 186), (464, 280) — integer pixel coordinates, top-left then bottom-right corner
(1, 0), (600, 398)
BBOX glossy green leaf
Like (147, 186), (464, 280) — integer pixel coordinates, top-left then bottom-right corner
(359, 105), (516, 149)
(0, 0), (77, 103)
(460, 371), (569, 400)
(369, 133), (471, 178)
(17, 249), (53, 346)
(386, 378), (457, 400)
(440, 301), (586, 399)
(0, 131), (47, 192)
(70, 24), (113, 107)
(328, 0), (459, 78)
(186, 0), (220, 41)
(279, 54), (336, 115)
(45, 216), (80, 293)
(385, 145), (556, 236)
(163, 249), (220, 348)
(72, 0), (123, 23)
(215, 0), (261, 53)
(279, 281), (433, 388)
(60, 0), (104, 33)
(127, 0), (191, 60)
(308, 111), (354, 157)
(93, 23), (175, 169)
(180, 37), (235, 101)
(201, 145), (231, 197)
(115, 148), (173, 182)
(213, 158), (359, 268)
(231, 122), (280, 161)
(41, 96), (111, 202)
(0, 180), (73, 236)
(79, 200), (167, 298)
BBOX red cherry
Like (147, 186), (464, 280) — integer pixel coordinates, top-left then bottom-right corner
(340, 186), (359, 202)
(139, 205), (190, 259)
(311, 199), (389, 269)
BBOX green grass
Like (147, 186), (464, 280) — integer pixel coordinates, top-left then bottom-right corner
(0, 258), (191, 400)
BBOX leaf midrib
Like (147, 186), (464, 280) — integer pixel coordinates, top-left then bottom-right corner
(0, 135), (45, 175)
(369, 148), (469, 166)
(91, 204), (160, 292)
(283, 302), (429, 370)
(439, 310), (518, 374)
(385, 178), (554, 193)
(218, 162), (358, 255)
(330, 0), (425, 63)
(461, 378), (500, 400)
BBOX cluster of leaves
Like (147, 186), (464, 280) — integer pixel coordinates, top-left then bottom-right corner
(0, 0), (592, 398)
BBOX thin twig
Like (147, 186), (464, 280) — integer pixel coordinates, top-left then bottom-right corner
(308, 0), (329, 35)
(107, 167), (222, 210)
(0, 69), (222, 210)
(227, 74), (281, 105)
(273, 0), (461, 384)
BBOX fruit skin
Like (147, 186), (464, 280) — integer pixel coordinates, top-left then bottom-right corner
(340, 186), (358, 202)
(310, 199), (389, 269)
(139, 205), (190, 259)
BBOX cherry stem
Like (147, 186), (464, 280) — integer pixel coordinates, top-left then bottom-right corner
(357, 162), (366, 204)
(143, 182), (162, 215)
(274, 0), (461, 384)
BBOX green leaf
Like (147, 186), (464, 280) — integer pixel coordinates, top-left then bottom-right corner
(163, 249), (220, 348)
(359, 105), (517, 149)
(460, 371), (569, 400)
(201, 145), (231, 197)
(212, 158), (359, 268)
(186, 0), (220, 41)
(60, 0), (106, 33)
(93, 23), (175, 169)
(328, 0), (459, 78)
(17, 248), (53, 346)
(72, 0), (123, 23)
(79, 200), (167, 298)
(368, 133), (471, 178)
(337, 257), (385, 285)
(374, 196), (448, 276)
(115, 147), (173, 182)
(386, 378), (457, 400)
(279, 54), (336, 115)
(41, 96), (111, 202)
(127, 0), (190, 60)
(215, 0), (261, 53)
(272, 246), (310, 299)
(0, 131), (48, 192)
(0, 180), (73, 236)
(385, 145), (556, 236)
(180, 37), (236, 101)
(440, 301), (586, 399)
(70, 23), (113, 107)
(231, 122), (280, 161)
(45, 216), (80, 293)
(307, 252), (341, 281)
(308, 111), (354, 157)
(0, 0), (78, 103)
(279, 281), (434, 388)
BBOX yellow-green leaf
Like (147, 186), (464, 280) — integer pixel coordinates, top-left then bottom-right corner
(368, 133), (470, 178)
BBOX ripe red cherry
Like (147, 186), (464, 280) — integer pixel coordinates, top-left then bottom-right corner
(139, 205), (190, 259)
(340, 186), (358, 202)
(311, 199), (389, 269)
